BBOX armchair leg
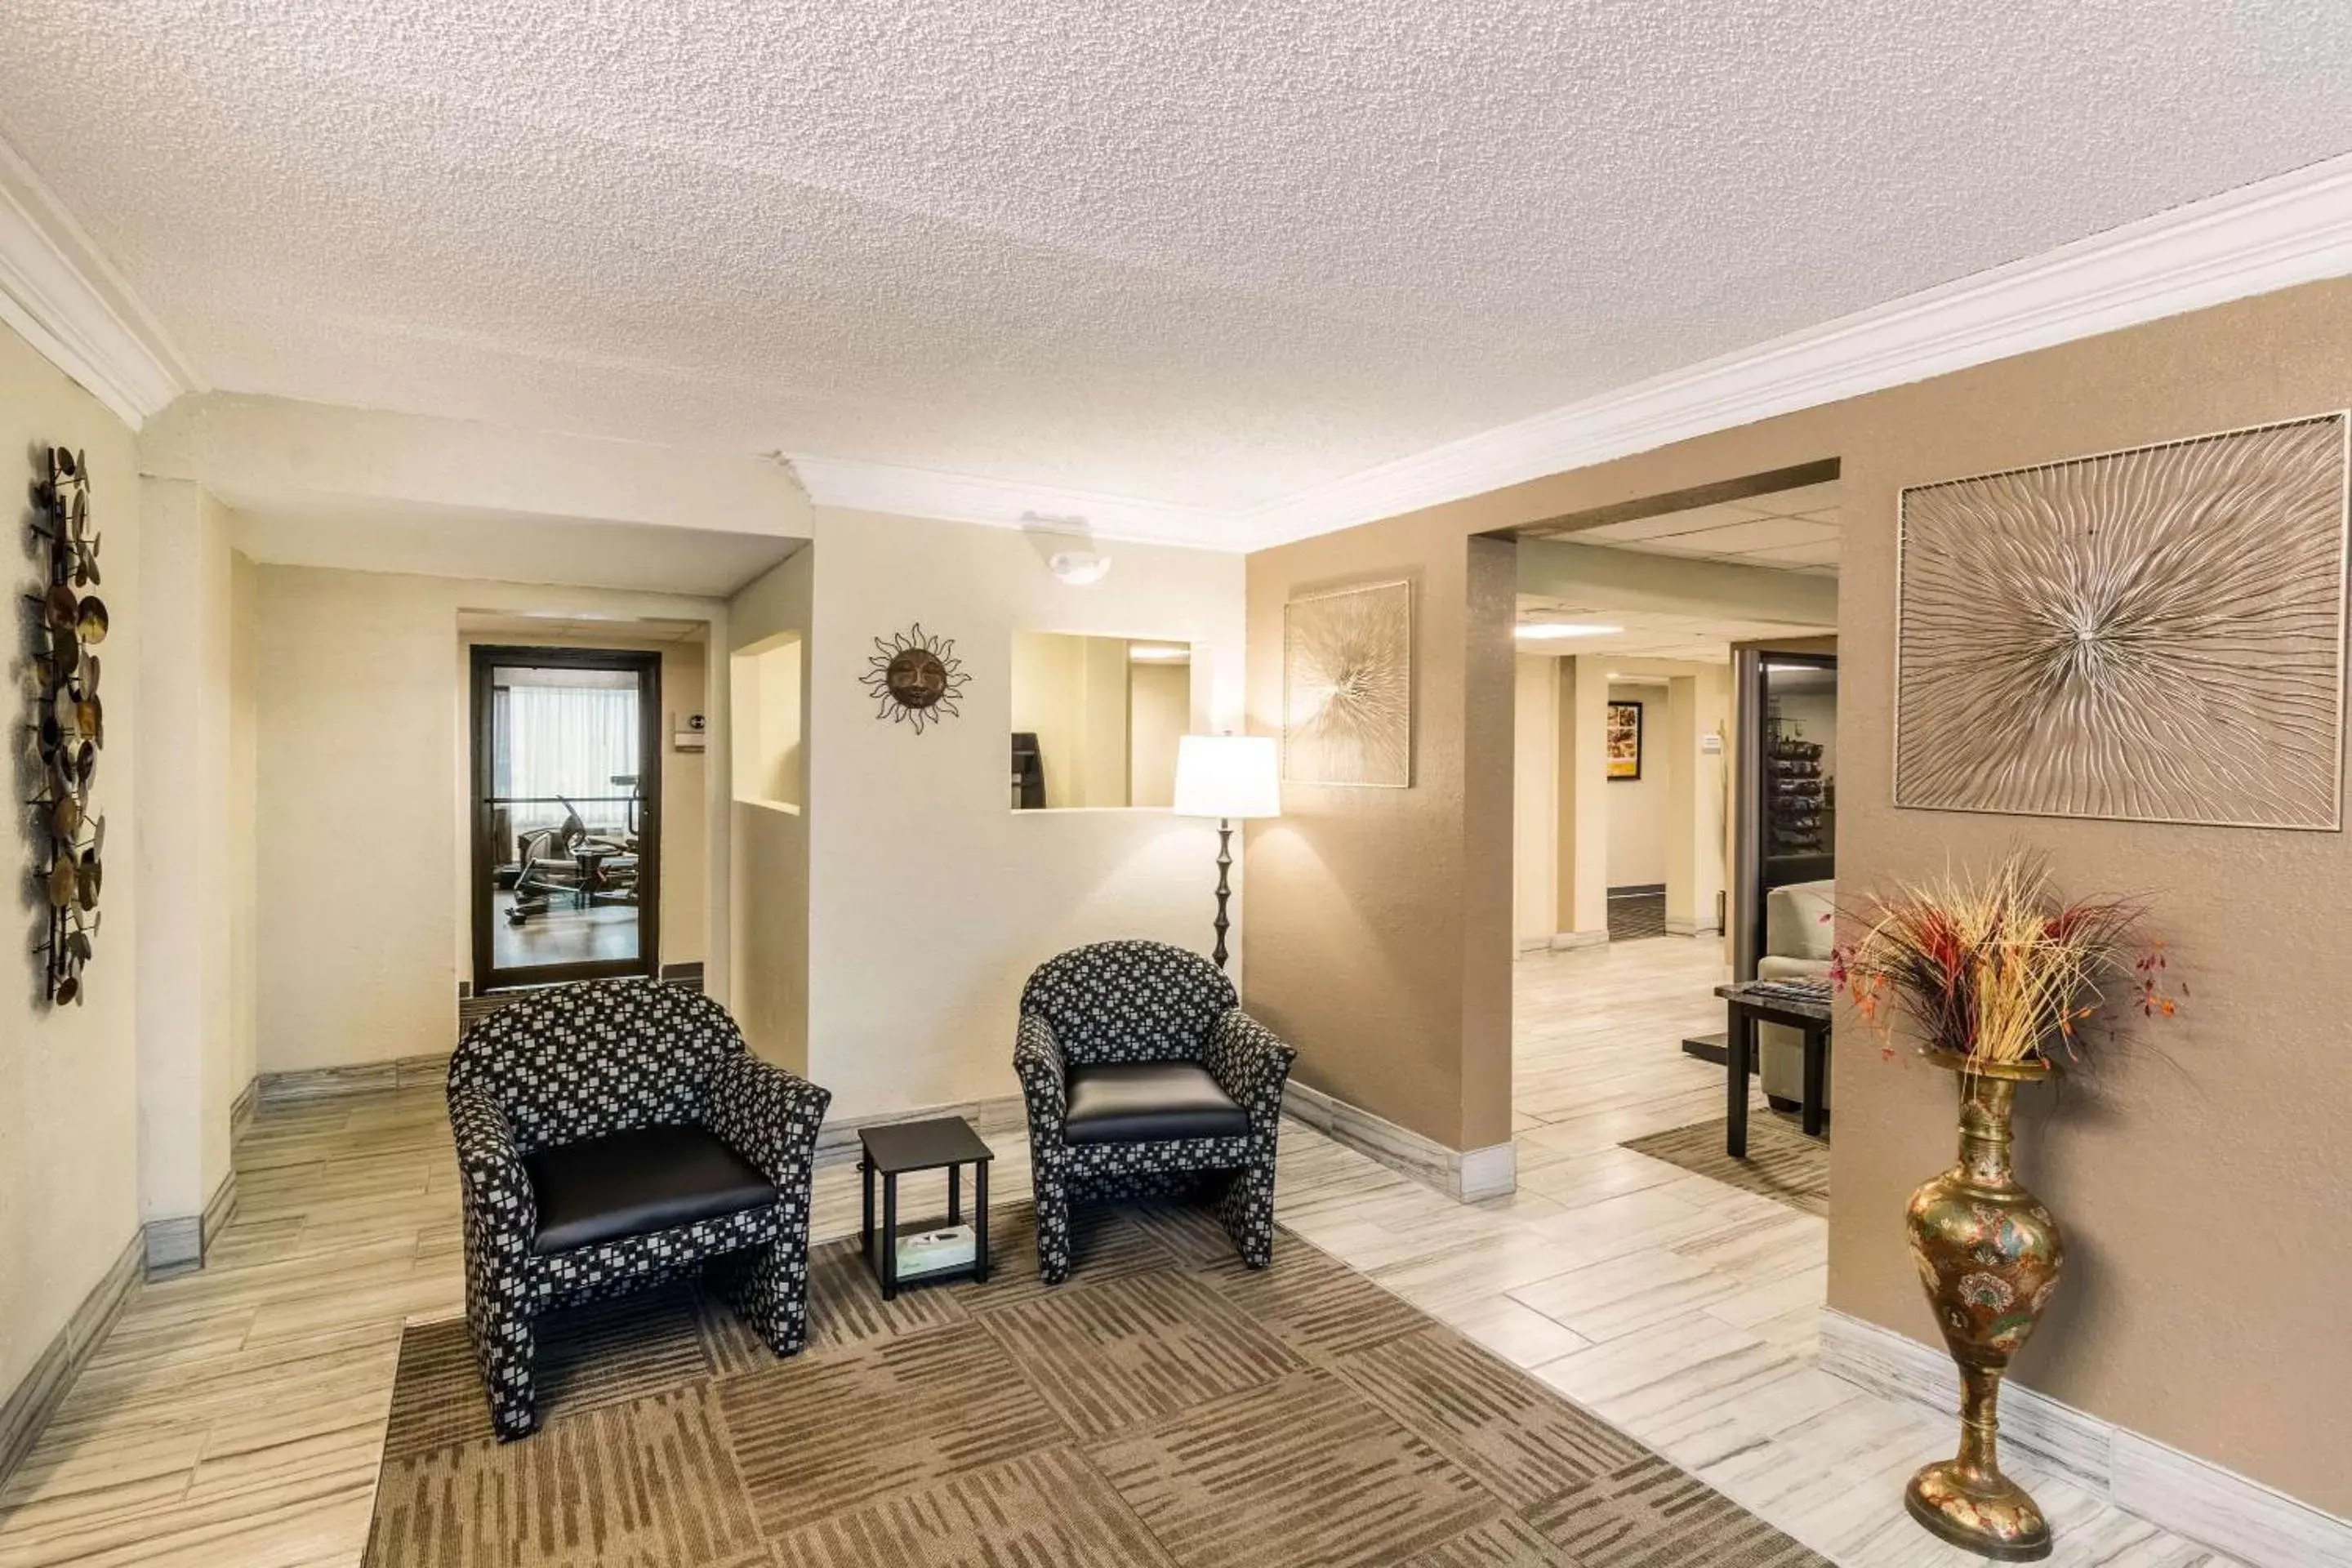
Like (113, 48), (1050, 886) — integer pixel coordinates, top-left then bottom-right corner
(716, 1234), (813, 1356)
(472, 1298), (539, 1441)
(1214, 1159), (1280, 1271)
(1033, 1169), (1074, 1286)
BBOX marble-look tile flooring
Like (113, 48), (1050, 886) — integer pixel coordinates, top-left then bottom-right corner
(0, 938), (2234, 1566)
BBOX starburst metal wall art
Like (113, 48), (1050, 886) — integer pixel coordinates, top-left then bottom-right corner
(858, 622), (969, 733)
(1284, 579), (1412, 787)
(1895, 412), (2349, 829)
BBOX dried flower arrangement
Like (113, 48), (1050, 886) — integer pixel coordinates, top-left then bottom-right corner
(1832, 850), (2177, 1069)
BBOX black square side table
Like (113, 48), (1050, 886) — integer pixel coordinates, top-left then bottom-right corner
(858, 1116), (994, 1299)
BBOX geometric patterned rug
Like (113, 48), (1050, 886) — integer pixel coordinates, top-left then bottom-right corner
(364, 1203), (1828, 1567)
(1606, 891), (1669, 942)
(1622, 1113), (1831, 1218)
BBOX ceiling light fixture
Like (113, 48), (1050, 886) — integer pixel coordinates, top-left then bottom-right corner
(1514, 621), (1622, 639)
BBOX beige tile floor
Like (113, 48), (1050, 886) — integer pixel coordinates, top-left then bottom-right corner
(0, 938), (2234, 1566)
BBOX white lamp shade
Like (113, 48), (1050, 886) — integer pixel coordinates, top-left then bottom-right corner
(1173, 734), (1281, 820)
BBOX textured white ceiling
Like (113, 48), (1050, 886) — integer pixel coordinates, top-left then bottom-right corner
(6, 2), (2351, 514)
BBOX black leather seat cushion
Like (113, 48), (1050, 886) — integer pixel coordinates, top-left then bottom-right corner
(524, 1124), (777, 1254)
(1064, 1062), (1249, 1145)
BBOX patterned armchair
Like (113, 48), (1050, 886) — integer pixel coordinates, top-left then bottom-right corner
(1013, 941), (1297, 1285)
(447, 981), (829, 1439)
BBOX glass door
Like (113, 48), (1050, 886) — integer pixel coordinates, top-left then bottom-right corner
(470, 646), (661, 991)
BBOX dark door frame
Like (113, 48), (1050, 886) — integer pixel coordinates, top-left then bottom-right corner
(470, 644), (662, 992)
(1731, 648), (1838, 979)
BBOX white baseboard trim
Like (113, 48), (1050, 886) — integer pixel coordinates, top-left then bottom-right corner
(1283, 1079), (1517, 1201)
(0, 1229), (140, 1492)
(258, 1053), (451, 1105)
(1820, 1307), (2352, 1568)
(1549, 929), (1609, 951)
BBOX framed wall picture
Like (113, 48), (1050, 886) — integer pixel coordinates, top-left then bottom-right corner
(1606, 700), (1643, 781)
(1895, 412), (2349, 828)
(1284, 579), (1412, 787)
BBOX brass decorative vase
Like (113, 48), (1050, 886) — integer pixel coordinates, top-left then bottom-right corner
(1903, 1051), (2063, 1562)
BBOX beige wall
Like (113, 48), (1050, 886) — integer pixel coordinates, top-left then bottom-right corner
(1511, 655), (1559, 947)
(1128, 660), (1189, 809)
(801, 509), (1244, 1121)
(1241, 276), (2352, 1514)
(133, 480), (247, 1228)
(1602, 679), (1669, 887)
(727, 546), (813, 1076)
(0, 321), (142, 1408)
(253, 565), (726, 1072)
(1244, 534), (1517, 1153)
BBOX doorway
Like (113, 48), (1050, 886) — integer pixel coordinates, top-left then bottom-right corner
(470, 645), (662, 991)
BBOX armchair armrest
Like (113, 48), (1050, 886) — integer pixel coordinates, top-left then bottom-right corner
(1013, 1013), (1068, 1138)
(703, 1053), (832, 1190)
(449, 1082), (536, 1279)
(1203, 1009), (1298, 1134)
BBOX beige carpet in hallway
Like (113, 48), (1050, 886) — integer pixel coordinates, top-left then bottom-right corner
(364, 1203), (1827, 1568)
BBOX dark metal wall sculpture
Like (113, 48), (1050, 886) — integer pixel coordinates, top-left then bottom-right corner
(1896, 413), (2350, 829)
(858, 622), (969, 733)
(28, 448), (107, 1004)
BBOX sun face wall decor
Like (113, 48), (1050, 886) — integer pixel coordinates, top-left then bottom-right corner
(859, 622), (970, 734)
(1895, 412), (2350, 829)
(1283, 579), (1412, 788)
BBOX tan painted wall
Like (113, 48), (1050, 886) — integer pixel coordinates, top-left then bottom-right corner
(0, 320), (142, 1408)
(253, 565), (725, 1072)
(1241, 276), (2352, 1513)
(1243, 535), (1517, 1152)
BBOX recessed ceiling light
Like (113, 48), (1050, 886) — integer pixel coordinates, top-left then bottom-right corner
(1514, 622), (1622, 640)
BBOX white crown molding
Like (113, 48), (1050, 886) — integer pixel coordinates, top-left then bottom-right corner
(791, 453), (1251, 551)
(1240, 153), (2352, 548)
(0, 136), (198, 429)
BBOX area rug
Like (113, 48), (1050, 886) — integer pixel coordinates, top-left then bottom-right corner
(1622, 1114), (1830, 1218)
(1605, 890), (1668, 942)
(363, 1203), (1827, 1567)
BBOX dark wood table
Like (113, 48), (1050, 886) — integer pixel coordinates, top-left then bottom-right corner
(858, 1116), (993, 1299)
(1714, 981), (1832, 1156)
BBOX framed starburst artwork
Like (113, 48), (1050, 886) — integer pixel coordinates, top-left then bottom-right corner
(1284, 579), (1412, 787)
(1895, 412), (2350, 829)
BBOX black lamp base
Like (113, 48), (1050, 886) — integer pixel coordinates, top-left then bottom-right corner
(1211, 818), (1233, 969)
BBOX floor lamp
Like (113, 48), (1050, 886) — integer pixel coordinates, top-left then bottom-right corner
(1173, 735), (1281, 969)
